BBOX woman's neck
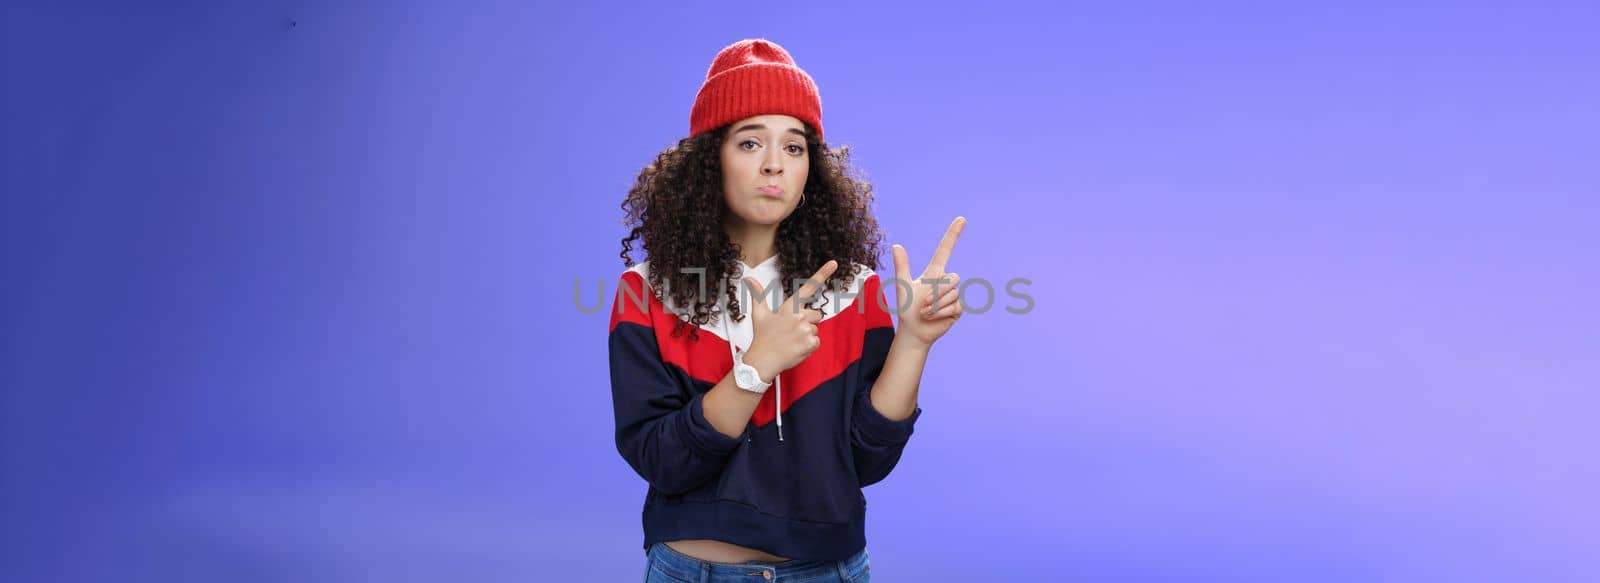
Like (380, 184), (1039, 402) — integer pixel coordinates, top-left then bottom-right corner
(725, 222), (778, 267)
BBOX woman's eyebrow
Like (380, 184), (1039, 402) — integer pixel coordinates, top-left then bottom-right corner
(732, 123), (807, 138)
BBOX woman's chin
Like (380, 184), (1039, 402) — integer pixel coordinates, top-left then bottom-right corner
(730, 209), (791, 227)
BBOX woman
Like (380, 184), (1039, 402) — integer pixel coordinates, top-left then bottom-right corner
(609, 38), (967, 582)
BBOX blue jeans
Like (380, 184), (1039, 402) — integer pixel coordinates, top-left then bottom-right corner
(644, 542), (871, 582)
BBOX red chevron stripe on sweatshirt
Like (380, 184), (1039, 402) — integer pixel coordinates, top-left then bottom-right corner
(608, 269), (893, 426)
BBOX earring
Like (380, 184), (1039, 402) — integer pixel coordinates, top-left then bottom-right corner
(797, 192), (806, 208)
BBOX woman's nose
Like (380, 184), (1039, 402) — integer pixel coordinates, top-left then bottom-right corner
(762, 155), (783, 175)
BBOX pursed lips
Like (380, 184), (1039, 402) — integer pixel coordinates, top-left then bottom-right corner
(758, 185), (785, 198)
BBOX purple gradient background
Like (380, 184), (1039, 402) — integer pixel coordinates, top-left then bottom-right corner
(5, 1), (1598, 581)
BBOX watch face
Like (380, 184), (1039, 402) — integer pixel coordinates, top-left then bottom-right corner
(735, 366), (757, 387)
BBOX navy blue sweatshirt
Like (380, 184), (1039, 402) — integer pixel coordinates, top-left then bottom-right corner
(607, 256), (922, 561)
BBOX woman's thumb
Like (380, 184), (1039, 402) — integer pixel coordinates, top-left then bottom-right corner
(743, 277), (768, 312)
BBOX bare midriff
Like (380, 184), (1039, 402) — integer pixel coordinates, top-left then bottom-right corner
(665, 539), (791, 563)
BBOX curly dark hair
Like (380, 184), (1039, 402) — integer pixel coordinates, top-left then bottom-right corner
(619, 123), (884, 339)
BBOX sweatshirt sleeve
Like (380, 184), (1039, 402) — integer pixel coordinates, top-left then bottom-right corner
(608, 271), (746, 495)
(850, 273), (922, 487)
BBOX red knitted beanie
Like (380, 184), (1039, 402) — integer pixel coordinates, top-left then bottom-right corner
(689, 39), (823, 141)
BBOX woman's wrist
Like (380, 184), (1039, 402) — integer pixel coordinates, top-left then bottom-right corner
(891, 334), (933, 355)
(741, 345), (782, 383)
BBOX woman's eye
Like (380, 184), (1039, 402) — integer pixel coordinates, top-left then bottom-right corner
(785, 144), (805, 155)
(740, 140), (760, 150)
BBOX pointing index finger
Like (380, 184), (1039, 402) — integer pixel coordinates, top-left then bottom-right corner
(926, 216), (966, 275)
(795, 259), (839, 302)
(780, 259), (839, 314)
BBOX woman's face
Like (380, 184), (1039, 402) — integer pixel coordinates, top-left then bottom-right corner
(720, 114), (810, 229)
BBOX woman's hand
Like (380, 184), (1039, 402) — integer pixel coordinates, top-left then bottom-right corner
(741, 260), (839, 381)
(891, 216), (967, 350)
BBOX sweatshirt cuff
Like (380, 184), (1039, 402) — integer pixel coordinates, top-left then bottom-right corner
(854, 394), (921, 446)
(685, 390), (745, 456)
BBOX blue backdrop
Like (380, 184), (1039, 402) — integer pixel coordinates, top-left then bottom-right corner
(4, 1), (1597, 581)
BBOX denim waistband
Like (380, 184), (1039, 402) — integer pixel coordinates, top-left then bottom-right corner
(647, 541), (868, 582)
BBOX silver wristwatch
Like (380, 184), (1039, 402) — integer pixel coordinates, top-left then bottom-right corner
(732, 351), (772, 394)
